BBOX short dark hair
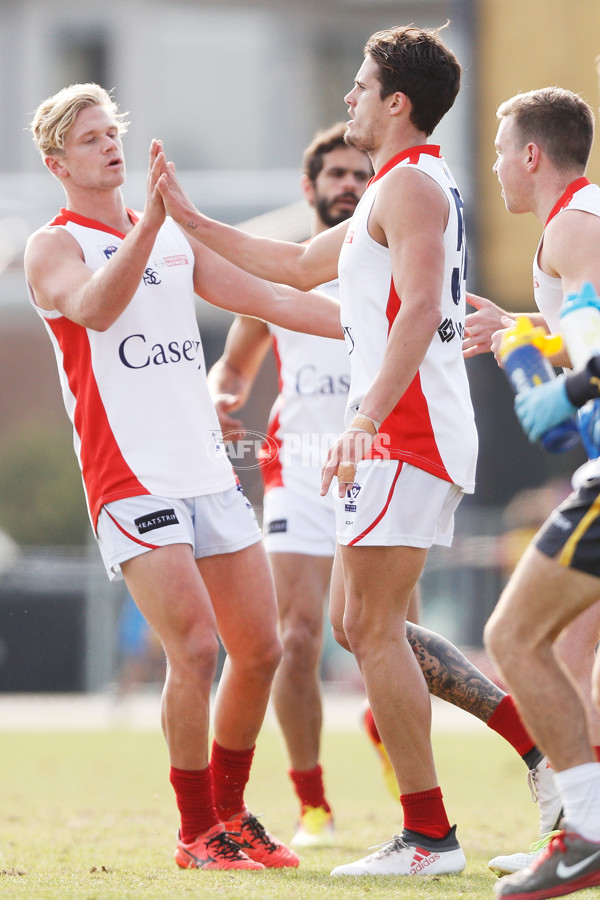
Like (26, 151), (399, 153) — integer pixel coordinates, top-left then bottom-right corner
(365, 24), (461, 136)
(497, 87), (594, 171)
(302, 122), (350, 183)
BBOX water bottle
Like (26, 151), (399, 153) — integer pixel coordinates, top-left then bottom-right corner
(560, 281), (600, 459)
(498, 317), (581, 453)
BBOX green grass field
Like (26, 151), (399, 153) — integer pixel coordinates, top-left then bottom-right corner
(0, 709), (597, 900)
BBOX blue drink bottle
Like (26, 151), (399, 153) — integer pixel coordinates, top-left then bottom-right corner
(498, 317), (580, 453)
(560, 281), (600, 459)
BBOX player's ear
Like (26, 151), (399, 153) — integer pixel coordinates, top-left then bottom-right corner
(525, 142), (542, 171)
(45, 154), (68, 178)
(301, 173), (316, 206)
(389, 91), (410, 119)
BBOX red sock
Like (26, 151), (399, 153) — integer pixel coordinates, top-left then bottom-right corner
(401, 786), (451, 839)
(594, 746), (600, 762)
(289, 764), (331, 814)
(486, 695), (535, 756)
(210, 739), (255, 822)
(363, 706), (383, 744)
(169, 765), (219, 844)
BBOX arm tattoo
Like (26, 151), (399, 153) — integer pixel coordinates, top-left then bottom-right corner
(406, 622), (505, 722)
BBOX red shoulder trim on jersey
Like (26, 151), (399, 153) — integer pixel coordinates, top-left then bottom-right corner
(50, 207), (140, 237)
(545, 177), (591, 226)
(368, 145), (442, 187)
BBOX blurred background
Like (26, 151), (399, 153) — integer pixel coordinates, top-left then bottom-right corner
(0, 0), (598, 695)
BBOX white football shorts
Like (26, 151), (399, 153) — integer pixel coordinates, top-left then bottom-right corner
(96, 485), (261, 581)
(262, 467), (337, 557)
(335, 459), (463, 548)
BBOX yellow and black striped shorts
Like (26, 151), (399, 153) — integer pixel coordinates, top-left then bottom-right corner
(534, 478), (600, 578)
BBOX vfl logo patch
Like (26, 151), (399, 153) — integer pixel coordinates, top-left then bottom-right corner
(347, 484), (361, 500)
(103, 245), (119, 259)
(268, 519), (287, 534)
(134, 508), (179, 534)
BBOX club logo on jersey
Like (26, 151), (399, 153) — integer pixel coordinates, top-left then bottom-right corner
(143, 267), (161, 286)
(134, 508), (179, 534)
(267, 519), (287, 534)
(102, 245), (119, 259)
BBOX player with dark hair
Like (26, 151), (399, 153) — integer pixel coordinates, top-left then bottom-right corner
(208, 123), (372, 847)
(158, 23), (479, 877)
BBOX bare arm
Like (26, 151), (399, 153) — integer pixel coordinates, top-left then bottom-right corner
(157, 155), (344, 290)
(188, 234), (343, 340)
(25, 141), (167, 331)
(542, 209), (600, 301)
(207, 316), (273, 438)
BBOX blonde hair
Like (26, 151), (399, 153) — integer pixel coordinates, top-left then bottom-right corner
(30, 83), (129, 157)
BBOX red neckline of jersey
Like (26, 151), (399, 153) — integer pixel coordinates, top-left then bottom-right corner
(55, 207), (140, 238)
(368, 144), (442, 187)
(545, 176), (590, 226)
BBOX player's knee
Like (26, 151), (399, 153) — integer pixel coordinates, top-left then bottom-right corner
(280, 616), (322, 666)
(230, 633), (282, 683)
(331, 624), (351, 653)
(484, 611), (509, 661)
(166, 629), (221, 689)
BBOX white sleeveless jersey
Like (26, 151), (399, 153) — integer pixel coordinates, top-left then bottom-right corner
(260, 278), (349, 494)
(532, 178), (600, 485)
(337, 145), (477, 492)
(28, 209), (234, 528)
(533, 178), (600, 332)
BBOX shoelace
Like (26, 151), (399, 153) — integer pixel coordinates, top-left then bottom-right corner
(534, 831), (566, 867)
(527, 766), (541, 802)
(240, 814), (279, 853)
(528, 830), (562, 854)
(205, 829), (250, 861)
(368, 834), (408, 853)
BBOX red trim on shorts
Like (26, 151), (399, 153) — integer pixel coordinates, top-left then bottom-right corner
(104, 508), (160, 549)
(348, 462), (403, 546)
